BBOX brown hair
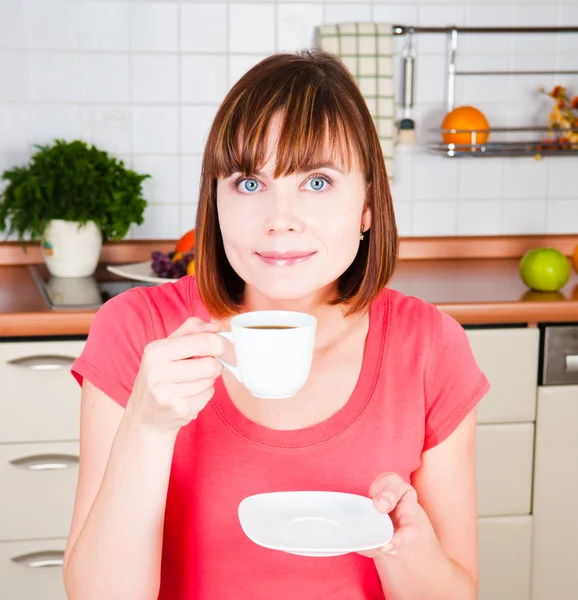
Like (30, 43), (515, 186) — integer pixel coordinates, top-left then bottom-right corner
(195, 49), (398, 318)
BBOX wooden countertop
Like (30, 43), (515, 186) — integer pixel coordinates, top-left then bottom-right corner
(1, 253), (577, 337)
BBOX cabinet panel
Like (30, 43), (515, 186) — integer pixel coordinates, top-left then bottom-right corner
(476, 423), (534, 517)
(0, 442), (79, 541)
(466, 328), (538, 423)
(478, 516), (532, 600)
(532, 385), (578, 600)
(0, 340), (84, 443)
(0, 538), (67, 600)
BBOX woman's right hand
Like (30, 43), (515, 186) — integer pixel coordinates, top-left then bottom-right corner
(126, 317), (226, 434)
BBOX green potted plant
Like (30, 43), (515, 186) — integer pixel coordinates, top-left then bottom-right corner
(0, 139), (150, 277)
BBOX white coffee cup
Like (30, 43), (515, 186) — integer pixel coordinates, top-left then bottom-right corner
(217, 310), (316, 399)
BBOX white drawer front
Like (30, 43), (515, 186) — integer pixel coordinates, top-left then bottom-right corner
(0, 538), (67, 600)
(466, 328), (539, 424)
(0, 442), (79, 541)
(0, 340), (84, 443)
(532, 385), (578, 600)
(476, 423), (534, 517)
(478, 516), (532, 600)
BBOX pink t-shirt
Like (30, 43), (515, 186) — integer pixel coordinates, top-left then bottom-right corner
(72, 276), (489, 600)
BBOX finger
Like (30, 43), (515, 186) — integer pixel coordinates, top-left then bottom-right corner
(185, 386), (216, 418)
(370, 473), (412, 513)
(379, 487), (420, 553)
(155, 380), (216, 418)
(168, 317), (220, 339)
(389, 522), (420, 552)
(145, 332), (227, 363)
(162, 357), (223, 383)
(174, 378), (217, 400)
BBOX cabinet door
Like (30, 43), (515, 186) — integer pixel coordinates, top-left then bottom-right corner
(0, 340), (85, 443)
(0, 538), (67, 600)
(532, 385), (578, 600)
(478, 516), (532, 600)
(466, 328), (539, 423)
(476, 424), (534, 517)
(0, 442), (79, 541)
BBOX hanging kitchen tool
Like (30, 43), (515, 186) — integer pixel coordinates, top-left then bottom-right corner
(399, 30), (416, 144)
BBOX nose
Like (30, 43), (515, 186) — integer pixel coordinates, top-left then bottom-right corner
(263, 189), (305, 235)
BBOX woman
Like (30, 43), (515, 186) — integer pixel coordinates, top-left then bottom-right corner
(63, 49), (489, 600)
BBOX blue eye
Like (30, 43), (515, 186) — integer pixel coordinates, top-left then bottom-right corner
(240, 178), (259, 193)
(232, 177), (260, 194)
(307, 177), (327, 191)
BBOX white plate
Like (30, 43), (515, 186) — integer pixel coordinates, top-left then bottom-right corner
(106, 262), (179, 284)
(238, 491), (393, 557)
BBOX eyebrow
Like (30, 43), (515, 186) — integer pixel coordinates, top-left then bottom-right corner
(230, 161), (345, 178)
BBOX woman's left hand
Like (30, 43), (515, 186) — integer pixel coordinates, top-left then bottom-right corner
(358, 472), (421, 558)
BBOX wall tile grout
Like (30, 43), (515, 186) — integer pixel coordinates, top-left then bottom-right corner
(1, 0), (577, 238)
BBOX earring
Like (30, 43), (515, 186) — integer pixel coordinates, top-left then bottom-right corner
(359, 226), (365, 241)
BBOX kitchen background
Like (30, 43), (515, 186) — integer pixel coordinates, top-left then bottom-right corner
(0, 0), (577, 240)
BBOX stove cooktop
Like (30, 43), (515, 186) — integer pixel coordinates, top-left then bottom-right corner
(29, 264), (156, 311)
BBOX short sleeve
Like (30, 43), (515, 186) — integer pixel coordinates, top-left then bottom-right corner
(71, 288), (152, 408)
(423, 309), (490, 451)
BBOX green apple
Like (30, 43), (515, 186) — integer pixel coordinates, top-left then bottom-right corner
(519, 247), (571, 292)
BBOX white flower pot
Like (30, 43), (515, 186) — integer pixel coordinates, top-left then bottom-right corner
(41, 219), (102, 278)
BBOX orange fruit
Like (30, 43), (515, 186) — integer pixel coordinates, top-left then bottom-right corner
(572, 245), (578, 273)
(441, 106), (490, 146)
(176, 229), (195, 253)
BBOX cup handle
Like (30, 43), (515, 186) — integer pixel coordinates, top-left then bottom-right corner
(216, 331), (242, 382)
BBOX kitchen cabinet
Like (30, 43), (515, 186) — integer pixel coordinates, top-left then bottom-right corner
(531, 385), (578, 600)
(467, 328), (539, 424)
(466, 327), (539, 600)
(0, 340), (83, 443)
(476, 423), (534, 517)
(0, 442), (79, 541)
(0, 339), (84, 600)
(0, 539), (67, 600)
(478, 516), (532, 600)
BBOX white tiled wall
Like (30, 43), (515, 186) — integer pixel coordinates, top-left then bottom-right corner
(0, 0), (577, 239)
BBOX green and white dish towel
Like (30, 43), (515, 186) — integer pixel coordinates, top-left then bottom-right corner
(314, 22), (396, 178)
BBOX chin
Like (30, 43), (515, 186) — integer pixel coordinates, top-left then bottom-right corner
(242, 272), (330, 303)
(256, 282), (319, 302)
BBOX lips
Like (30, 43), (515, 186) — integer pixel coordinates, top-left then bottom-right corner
(256, 250), (317, 266)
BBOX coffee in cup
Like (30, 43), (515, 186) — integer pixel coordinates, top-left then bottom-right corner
(217, 310), (316, 399)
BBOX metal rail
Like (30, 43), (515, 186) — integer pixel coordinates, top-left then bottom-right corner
(392, 26), (578, 35)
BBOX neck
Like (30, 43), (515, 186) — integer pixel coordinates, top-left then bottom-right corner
(236, 284), (356, 351)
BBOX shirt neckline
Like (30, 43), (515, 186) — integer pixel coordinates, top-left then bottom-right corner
(190, 279), (390, 450)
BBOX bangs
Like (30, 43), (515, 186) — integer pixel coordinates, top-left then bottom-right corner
(208, 70), (366, 180)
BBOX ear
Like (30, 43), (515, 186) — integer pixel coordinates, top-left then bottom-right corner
(361, 207), (372, 233)
(363, 182), (372, 232)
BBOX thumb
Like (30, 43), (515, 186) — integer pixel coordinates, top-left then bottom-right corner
(168, 317), (220, 339)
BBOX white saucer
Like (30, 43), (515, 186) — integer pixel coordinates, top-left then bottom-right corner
(106, 262), (179, 284)
(238, 491), (393, 557)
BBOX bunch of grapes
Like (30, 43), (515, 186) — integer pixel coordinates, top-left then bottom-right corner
(151, 250), (194, 279)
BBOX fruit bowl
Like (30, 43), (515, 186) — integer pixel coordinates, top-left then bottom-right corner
(106, 229), (196, 284)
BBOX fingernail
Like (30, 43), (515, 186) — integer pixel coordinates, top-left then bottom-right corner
(380, 542), (395, 554)
(378, 497), (390, 512)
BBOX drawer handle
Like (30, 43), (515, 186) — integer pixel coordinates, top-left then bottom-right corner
(11, 550), (64, 568)
(7, 354), (76, 370)
(566, 355), (578, 372)
(10, 453), (79, 470)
